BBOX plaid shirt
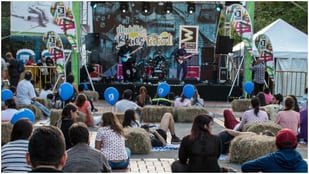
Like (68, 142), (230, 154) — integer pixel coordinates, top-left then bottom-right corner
(250, 63), (265, 84)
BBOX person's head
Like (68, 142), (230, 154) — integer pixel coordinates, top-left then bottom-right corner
(125, 39), (130, 46)
(5, 52), (13, 59)
(4, 98), (16, 109)
(47, 93), (54, 100)
(288, 95), (300, 112)
(256, 92), (267, 106)
(123, 109), (137, 127)
(272, 93), (283, 104)
(122, 89), (133, 100)
(66, 74), (75, 84)
(75, 93), (87, 107)
(24, 71), (32, 81)
(78, 84), (85, 92)
(101, 112), (124, 136)
(251, 97), (261, 116)
(139, 86), (147, 94)
(69, 122), (89, 146)
(181, 43), (186, 48)
(44, 82), (52, 90)
(190, 114), (214, 140)
(46, 57), (54, 65)
(61, 103), (79, 120)
(11, 118), (33, 141)
(283, 96), (295, 111)
(26, 126), (67, 170)
(263, 88), (270, 94)
(256, 58), (263, 64)
(28, 55), (34, 61)
(157, 50), (162, 55)
(276, 128), (297, 149)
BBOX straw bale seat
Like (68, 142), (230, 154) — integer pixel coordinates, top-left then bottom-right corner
(174, 107), (209, 122)
(141, 105), (173, 122)
(229, 134), (276, 164)
(84, 90), (99, 101)
(124, 128), (151, 154)
(1, 122), (13, 145)
(231, 99), (251, 112)
(243, 122), (282, 136)
(49, 109), (86, 126)
(34, 97), (52, 109)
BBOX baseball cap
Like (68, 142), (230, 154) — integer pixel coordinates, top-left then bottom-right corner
(276, 128), (297, 149)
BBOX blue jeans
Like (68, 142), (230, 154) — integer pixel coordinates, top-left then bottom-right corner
(177, 62), (187, 81)
(31, 101), (51, 118)
(108, 147), (131, 169)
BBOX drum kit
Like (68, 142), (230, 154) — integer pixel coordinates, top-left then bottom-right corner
(135, 57), (170, 80)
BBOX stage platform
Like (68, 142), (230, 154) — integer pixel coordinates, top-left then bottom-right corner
(88, 78), (242, 102)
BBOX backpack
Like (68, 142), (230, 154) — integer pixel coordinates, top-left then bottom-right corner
(17, 60), (25, 73)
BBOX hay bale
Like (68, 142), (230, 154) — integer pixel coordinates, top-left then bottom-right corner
(34, 97), (51, 109)
(229, 134), (276, 164)
(50, 109), (85, 126)
(116, 113), (125, 123)
(84, 90), (99, 101)
(243, 122), (282, 136)
(16, 104), (43, 121)
(124, 128), (151, 154)
(141, 106), (173, 122)
(1, 122), (13, 145)
(174, 107), (209, 122)
(231, 99), (251, 112)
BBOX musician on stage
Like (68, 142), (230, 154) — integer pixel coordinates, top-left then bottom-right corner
(153, 50), (166, 68)
(118, 39), (135, 83)
(176, 43), (188, 83)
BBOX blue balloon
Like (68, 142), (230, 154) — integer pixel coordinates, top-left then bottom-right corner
(59, 82), (74, 101)
(1, 89), (14, 101)
(11, 108), (35, 124)
(104, 87), (119, 105)
(183, 84), (195, 98)
(243, 81), (254, 94)
(157, 82), (170, 98)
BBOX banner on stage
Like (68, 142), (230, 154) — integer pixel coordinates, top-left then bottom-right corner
(179, 25), (199, 53)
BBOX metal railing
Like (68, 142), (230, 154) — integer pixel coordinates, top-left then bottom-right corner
(24, 66), (58, 90)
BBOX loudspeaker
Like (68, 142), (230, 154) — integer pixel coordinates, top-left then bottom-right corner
(202, 47), (215, 63)
(184, 78), (199, 84)
(219, 54), (227, 68)
(200, 65), (217, 82)
(166, 78), (180, 84)
(85, 33), (100, 51)
(216, 36), (234, 54)
(219, 68), (228, 81)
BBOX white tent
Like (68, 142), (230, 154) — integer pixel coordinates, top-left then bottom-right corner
(233, 18), (308, 97)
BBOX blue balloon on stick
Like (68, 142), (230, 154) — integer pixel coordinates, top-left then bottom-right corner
(157, 82), (170, 98)
(243, 81), (254, 94)
(59, 82), (74, 101)
(1, 89), (14, 102)
(183, 84), (195, 98)
(104, 87), (119, 105)
(11, 108), (35, 124)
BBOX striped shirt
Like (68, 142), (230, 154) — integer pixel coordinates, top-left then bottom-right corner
(1, 139), (31, 173)
(250, 63), (265, 84)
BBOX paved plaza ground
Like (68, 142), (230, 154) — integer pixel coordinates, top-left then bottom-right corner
(90, 100), (307, 173)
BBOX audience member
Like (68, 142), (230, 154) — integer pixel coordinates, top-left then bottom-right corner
(26, 126), (67, 172)
(174, 93), (191, 107)
(9, 86), (17, 101)
(289, 95), (300, 112)
(122, 109), (141, 128)
(171, 114), (223, 172)
(115, 89), (142, 113)
(241, 128), (307, 172)
(16, 71), (51, 118)
(6, 52), (20, 87)
(300, 88), (308, 109)
(274, 96), (300, 134)
(95, 112), (131, 169)
(39, 82), (53, 99)
(264, 93), (284, 120)
(299, 107), (308, 143)
(135, 86), (152, 107)
(1, 119), (33, 172)
(57, 103), (79, 150)
(256, 91), (267, 107)
(152, 92), (175, 106)
(75, 93), (94, 127)
(223, 109), (240, 130)
(78, 84), (98, 112)
(1, 98), (18, 122)
(263, 88), (273, 105)
(191, 87), (204, 107)
(63, 122), (111, 172)
(26, 55), (36, 65)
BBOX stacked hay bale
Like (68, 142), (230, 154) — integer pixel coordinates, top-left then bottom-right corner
(1, 122), (13, 145)
(141, 105), (173, 122)
(124, 128), (151, 154)
(84, 90), (99, 101)
(116, 113), (125, 123)
(16, 104), (43, 121)
(174, 107), (209, 122)
(231, 99), (251, 112)
(34, 97), (52, 109)
(243, 122), (282, 136)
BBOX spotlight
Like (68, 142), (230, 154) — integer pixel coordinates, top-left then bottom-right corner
(187, 3), (195, 14)
(142, 2), (150, 14)
(120, 2), (128, 13)
(165, 2), (172, 14)
(90, 2), (97, 9)
(215, 4), (223, 12)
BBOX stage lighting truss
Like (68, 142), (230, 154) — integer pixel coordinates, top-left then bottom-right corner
(165, 2), (173, 14)
(187, 3), (195, 14)
(120, 2), (128, 13)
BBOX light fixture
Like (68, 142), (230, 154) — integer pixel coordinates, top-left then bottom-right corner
(142, 2), (150, 14)
(215, 4), (223, 12)
(120, 2), (128, 13)
(187, 3), (195, 14)
(90, 2), (97, 9)
(165, 2), (172, 14)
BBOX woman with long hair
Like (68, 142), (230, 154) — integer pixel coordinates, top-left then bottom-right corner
(237, 97), (269, 131)
(135, 86), (152, 107)
(122, 109), (140, 128)
(75, 93), (94, 127)
(171, 114), (222, 172)
(95, 112), (131, 170)
(174, 93), (191, 107)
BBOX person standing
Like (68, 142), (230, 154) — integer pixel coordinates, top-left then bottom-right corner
(176, 43), (188, 83)
(118, 39), (134, 83)
(6, 52), (20, 87)
(250, 58), (265, 95)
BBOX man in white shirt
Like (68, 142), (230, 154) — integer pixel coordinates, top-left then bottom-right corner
(16, 71), (51, 118)
(115, 89), (142, 113)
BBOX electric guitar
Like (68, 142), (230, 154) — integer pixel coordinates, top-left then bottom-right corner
(176, 52), (199, 64)
(121, 47), (143, 63)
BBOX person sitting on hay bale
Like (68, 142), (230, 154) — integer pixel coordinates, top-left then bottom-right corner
(241, 128), (307, 172)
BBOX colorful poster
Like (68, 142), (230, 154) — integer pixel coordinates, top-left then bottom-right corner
(179, 25), (199, 52)
(255, 34), (274, 79)
(50, 2), (78, 51)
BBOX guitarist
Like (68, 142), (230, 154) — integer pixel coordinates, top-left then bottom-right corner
(118, 39), (135, 83)
(176, 43), (189, 83)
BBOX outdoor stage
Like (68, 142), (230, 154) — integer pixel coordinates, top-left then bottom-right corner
(89, 78), (242, 102)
